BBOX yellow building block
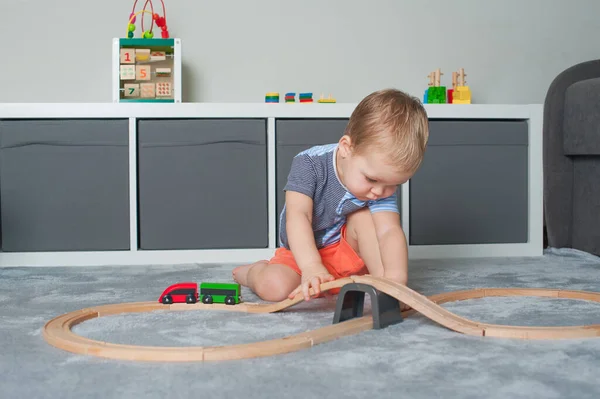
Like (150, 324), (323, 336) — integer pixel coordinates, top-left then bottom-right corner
(452, 86), (472, 104)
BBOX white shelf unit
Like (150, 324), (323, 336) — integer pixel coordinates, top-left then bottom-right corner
(0, 103), (544, 267)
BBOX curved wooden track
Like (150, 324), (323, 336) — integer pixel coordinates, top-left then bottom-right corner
(43, 276), (600, 362)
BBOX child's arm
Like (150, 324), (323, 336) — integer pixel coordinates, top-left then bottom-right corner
(285, 190), (334, 300)
(372, 211), (408, 285)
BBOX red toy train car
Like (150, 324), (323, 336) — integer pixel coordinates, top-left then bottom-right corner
(158, 282), (198, 304)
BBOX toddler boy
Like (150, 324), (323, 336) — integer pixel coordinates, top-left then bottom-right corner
(233, 88), (429, 302)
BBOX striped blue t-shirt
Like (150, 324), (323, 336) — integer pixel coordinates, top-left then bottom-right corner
(279, 143), (399, 249)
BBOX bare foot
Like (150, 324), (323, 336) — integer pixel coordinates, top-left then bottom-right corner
(232, 260), (268, 287)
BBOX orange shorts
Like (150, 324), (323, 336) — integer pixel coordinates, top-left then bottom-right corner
(269, 225), (368, 293)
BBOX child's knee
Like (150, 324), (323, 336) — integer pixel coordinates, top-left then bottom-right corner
(253, 265), (298, 302)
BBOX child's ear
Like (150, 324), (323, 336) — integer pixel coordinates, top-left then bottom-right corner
(338, 135), (353, 157)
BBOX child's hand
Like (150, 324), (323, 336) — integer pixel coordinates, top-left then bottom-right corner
(288, 270), (335, 301)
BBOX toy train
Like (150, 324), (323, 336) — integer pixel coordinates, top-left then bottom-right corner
(158, 282), (242, 305)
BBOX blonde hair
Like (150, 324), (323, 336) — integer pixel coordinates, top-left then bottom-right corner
(345, 88), (429, 173)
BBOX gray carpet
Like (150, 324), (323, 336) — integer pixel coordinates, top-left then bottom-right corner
(1, 248), (600, 398)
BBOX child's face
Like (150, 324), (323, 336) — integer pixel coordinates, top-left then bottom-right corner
(337, 137), (413, 201)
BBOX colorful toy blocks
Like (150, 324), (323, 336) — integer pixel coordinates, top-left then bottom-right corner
(453, 86), (471, 104)
(318, 93), (336, 103)
(285, 92), (296, 103)
(265, 92), (336, 103)
(426, 68), (446, 103)
(427, 86), (446, 103)
(452, 68), (471, 104)
(299, 93), (313, 103)
(423, 67), (472, 104)
(265, 92), (280, 103)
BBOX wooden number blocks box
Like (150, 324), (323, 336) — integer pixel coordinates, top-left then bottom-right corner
(113, 37), (182, 103)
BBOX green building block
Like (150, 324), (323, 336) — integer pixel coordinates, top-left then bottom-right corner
(427, 86), (447, 104)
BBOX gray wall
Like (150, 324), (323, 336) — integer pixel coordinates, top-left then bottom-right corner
(1, 0), (598, 104)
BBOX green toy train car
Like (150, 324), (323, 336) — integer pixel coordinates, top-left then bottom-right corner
(199, 282), (241, 305)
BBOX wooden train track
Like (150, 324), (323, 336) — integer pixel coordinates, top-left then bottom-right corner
(43, 275), (600, 362)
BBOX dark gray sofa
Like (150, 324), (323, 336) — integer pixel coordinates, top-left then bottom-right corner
(544, 59), (600, 256)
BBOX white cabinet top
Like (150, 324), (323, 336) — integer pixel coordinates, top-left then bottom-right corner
(0, 103), (542, 119)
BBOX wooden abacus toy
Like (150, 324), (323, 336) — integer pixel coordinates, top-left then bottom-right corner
(112, 0), (182, 103)
(126, 0), (170, 39)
